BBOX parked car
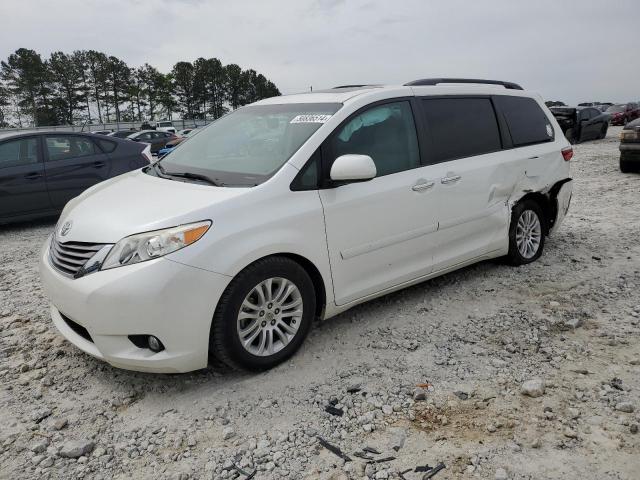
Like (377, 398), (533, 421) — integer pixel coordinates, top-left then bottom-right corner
(606, 103), (640, 126)
(40, 78), (573, 373)
(0, 131), (152, 225)
(157, 128), (201, 156)
(108, 129), (138, 139)
(619, 118), (640, 173)
(177, 128), (196, 137)
(127, 130), (177, 154)
(550, 106), (610, 143)
(155, 121), (176, 134)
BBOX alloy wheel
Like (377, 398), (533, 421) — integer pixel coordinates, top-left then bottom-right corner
(515, 210), (542, 259)
(236, 277), (303, 356)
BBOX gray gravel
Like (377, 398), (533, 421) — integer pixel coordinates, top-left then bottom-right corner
(1, 127), (639, 479)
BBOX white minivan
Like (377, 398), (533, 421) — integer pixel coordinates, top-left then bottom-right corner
(40, 79), (573, 373)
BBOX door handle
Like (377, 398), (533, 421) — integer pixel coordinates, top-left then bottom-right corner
(441, 175), (461, 184)
(92, 161), (106, 168)
(24, 172), (42, 180)
(412, 181), (435, 192)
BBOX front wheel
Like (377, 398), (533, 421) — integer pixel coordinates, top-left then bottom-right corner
(620, 155), (635, 173)
(210, 257), (315, 371)
(506, 200), (546, 266)
(599, 124), (608, 139)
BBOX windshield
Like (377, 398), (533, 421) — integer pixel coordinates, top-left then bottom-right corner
(158, 122), (173, 127)
(157, 103), (341, 186)
(606, 105), (625, 113)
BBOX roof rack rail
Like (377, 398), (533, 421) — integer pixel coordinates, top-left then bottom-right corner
(332, 84), (370, 89)
(404, 78), (523, 90)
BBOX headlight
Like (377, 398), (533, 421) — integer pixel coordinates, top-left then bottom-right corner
(101, 221), (211, 270)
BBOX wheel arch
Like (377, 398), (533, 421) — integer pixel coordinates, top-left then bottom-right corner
(514, 178), (572, 234)
(225, 252), (328, 321)
(276, 252), (327, 320)
(516, 192), (553, 234)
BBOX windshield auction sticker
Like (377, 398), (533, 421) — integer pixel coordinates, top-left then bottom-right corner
(290, 114), (333, 124)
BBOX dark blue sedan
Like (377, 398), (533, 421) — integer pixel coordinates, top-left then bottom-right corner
(0, 130), (152, 225)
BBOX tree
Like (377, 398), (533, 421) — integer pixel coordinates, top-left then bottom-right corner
(224, 63), (243, 110)
(48, 51), (84, 124)
(128, 68), (147, 121)
(1, 48), (50, 126)
(72, 51), (92, 123)
(0, 48), (280, 126)
(105, 56), (131, 123)
(84, 50), (109, 123)
(137, 63), (165, 120)
(157, 73), (176, 120)
(172, 61), (197, 118)
(0, 83), (10, 127)
(202, 58), (228, 119)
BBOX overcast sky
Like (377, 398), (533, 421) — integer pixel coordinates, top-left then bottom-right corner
(1, 0), (637, 105)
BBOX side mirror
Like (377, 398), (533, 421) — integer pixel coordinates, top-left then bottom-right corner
(330, 154), (376, 182)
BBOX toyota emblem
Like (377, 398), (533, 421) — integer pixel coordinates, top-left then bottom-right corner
(60, 221), (73, 237)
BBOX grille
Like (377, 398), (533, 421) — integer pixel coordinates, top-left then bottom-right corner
(50, 237), (106, 277)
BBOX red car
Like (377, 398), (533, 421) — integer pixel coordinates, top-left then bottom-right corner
(606, 103), (640, 126)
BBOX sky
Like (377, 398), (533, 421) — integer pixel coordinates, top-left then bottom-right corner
(0, 0), (638, 105)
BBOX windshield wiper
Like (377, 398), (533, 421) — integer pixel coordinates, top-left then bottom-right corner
(151, 161), (168, 177)
(162, 170), (222, 186)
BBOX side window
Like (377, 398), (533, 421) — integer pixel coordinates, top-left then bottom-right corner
(421, 97), (501, 163)
(0, 137), (39, 169)
(46, 136), (96, 161)
(97, 139), (117, 153)
(494, 96), (554, 147)
(291, 150), (320, 191)
(329, 101), (420, 177)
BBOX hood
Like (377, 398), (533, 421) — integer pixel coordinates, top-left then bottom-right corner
(57, 169), (248, 243)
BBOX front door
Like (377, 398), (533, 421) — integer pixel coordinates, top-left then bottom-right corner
(319, 100), (439, 306)
(0, 135), (51, 218)
(43, 134), (111, 208)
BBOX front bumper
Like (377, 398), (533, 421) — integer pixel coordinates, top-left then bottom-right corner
(40, 240), (231, 373)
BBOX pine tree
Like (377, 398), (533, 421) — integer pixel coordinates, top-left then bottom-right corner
(48, 51), (84, 124)
(1, 48), (50, 126)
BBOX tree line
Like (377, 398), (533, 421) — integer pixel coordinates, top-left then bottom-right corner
(0, 48), (281, 128)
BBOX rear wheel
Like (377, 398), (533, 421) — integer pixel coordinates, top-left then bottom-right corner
(210, 257), (315, 371)
(506, 200), (545, 266)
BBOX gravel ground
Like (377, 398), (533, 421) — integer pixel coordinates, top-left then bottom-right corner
(1, 126), (639, 480)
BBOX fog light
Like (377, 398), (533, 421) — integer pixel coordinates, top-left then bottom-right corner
(148, 335), (164, 353)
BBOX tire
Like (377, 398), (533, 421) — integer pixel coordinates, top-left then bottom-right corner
(620, 155), (634, 173)
(506, 199), (546, 266)
(209, 256), (316, 371)
(565, 128), (578, 144)
(599, 124), (608, 139)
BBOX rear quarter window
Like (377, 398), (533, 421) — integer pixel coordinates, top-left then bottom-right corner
(421, 97), (502, 163)
(96, 139), (117, 153)
(494, 96), (554, 147)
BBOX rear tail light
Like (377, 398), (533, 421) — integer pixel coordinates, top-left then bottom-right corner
(561, 146), (573, 161)
(141, 144), (153, 163)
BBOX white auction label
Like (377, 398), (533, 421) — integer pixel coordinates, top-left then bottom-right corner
(290, 114), (333, 124)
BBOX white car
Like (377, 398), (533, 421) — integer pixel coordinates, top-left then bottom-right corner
(39, 78), (573, 373)
(155, 121), (176, 134)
